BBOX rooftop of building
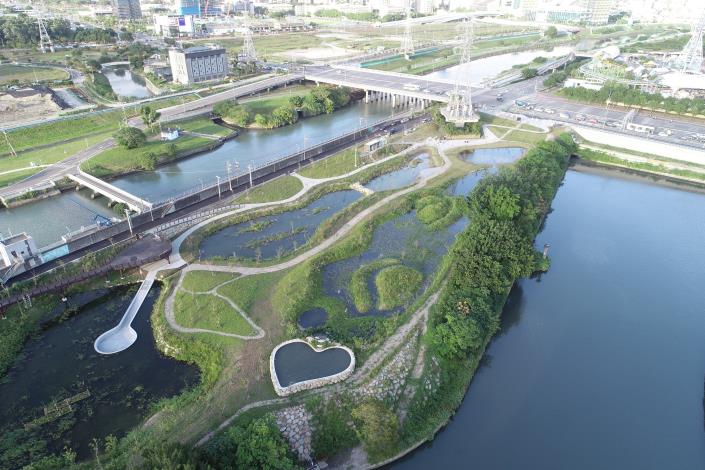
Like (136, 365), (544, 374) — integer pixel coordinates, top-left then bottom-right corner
(1, 233), (32, 245)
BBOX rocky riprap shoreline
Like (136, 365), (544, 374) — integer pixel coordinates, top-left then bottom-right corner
(275, 405), (314, 462)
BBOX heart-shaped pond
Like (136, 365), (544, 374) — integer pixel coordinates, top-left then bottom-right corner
(273, 341), (352, 387)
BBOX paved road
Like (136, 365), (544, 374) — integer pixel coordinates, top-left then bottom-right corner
(473, 75), (705, 152)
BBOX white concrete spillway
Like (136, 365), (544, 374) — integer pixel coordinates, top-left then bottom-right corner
(94, 270), (156, 354)
(68, 170), (153, 214)
(303, 65), (457, 104)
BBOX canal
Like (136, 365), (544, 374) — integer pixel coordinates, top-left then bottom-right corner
(425, 46), (573, 85)
(101, 64), (153, 99)
(0, 100), (392, 246)
(391, 168), (705, 469)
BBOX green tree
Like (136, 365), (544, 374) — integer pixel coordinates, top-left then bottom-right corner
(234, 415), (298, 470)
(140, 151), (158, 170)
(140, 105), (161, 128)
(521, 67), (538, 79)
(545, 26), (558, 38)
(351, 400), (398, 460)
(114, 126), (146, 149)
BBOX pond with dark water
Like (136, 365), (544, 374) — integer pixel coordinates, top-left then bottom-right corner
(298, 308), (329, 329)
(199, 189), (361, 261)
(273, 342), (351, 387)
(391, 168), (705, 469)
(0, 284), (199, 468)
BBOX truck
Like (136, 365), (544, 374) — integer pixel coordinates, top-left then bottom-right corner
(403, 83), (420, 91)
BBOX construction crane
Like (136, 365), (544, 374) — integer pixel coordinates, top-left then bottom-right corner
(67, 197), (114, 227)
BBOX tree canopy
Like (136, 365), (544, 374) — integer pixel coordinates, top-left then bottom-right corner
(114, 127), (146, 149)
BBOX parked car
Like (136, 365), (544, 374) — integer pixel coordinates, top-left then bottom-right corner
(559, 112), (570, 119)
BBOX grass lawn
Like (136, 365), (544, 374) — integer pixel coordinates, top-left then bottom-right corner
(182, 271), (238, 292)
(375, 265), (423, 310)
(0, 94), (202, 157)
(173, 290), (255, 336)
(0, 111), (123, 156)
(0, 168), (41, 188)
(233, 175), (303, 204)
(0, 133), (111, 175)
(0, 64), (69, 85)
(503, 129), (548, 145)
(298, 145), (374, 179)
(83, 135), (213, 178)
(174, 117), (233, 138)
(217, 272), (284, 312)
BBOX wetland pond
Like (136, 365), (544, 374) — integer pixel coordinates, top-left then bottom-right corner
(199, 189), (362, 261)
(322, 211), (468, 317)
(0, 284), (199, 468)
(364, 153), (432, 192)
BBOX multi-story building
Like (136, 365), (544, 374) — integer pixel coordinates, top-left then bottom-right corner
(176, 0), (201, 16)
(625, 0), (693, 24)
(168, 46), (229, 84)
(112, 0), (142, 20)
(584, 0), (616, 25)
(513, 0), (615, 24)
(153, 14), (196, 37)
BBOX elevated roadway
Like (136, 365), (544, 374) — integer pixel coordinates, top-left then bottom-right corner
(304, 65), (456, 104)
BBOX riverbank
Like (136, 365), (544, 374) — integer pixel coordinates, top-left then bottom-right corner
(573, 146), (705, 191)
(82, 121), (237, 180)
(361, 135), (576, 467)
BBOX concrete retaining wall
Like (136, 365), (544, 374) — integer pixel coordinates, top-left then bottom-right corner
(270, 339), (355, 397)
(571, 125), (705, 166)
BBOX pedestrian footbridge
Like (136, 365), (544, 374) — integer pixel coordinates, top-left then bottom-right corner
(68, 171), (152, 214)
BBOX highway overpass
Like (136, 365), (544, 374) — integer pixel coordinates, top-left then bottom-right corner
(303, 65), (458, 105)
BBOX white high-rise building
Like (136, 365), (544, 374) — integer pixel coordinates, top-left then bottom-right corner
(169, 46), (229, 84)
(625, 0), (693, 24)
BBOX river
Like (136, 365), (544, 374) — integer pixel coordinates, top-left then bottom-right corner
(425, 46), (574, 86)
(391, 168), (705, 469)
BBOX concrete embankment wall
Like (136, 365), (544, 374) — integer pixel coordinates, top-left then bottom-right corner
(571, 125), (705, 166)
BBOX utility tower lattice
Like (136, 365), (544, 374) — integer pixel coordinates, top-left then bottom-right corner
(441, 19), (479, 127)
(37, 16), (54, 54)
(240, 14), (257, 63)
(672, 7), (705, 73)
(400, 1), (414, 59)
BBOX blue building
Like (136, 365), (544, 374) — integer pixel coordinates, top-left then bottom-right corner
(177, 0), (201, 16)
